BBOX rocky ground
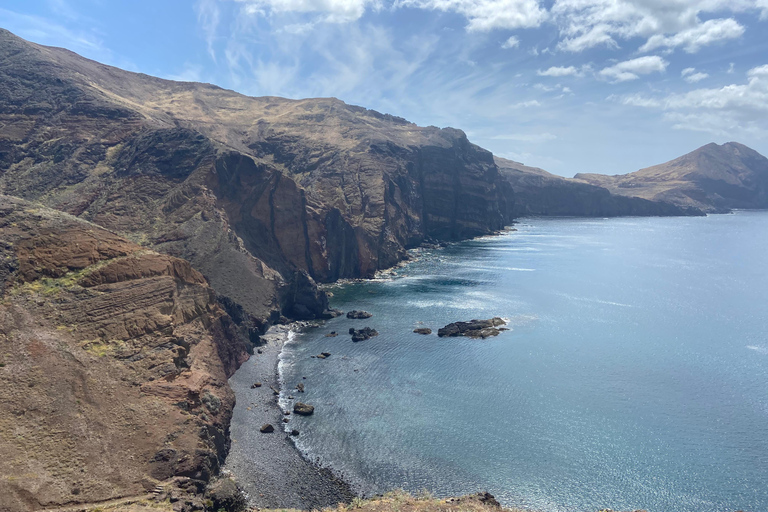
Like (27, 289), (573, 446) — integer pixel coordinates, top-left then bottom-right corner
(0, 196), (252, 511)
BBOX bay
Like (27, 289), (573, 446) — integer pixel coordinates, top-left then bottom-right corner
(277, 212), (768, 512)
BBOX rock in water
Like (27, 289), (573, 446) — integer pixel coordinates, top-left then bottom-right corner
(347, 310), (373, 319)
(437, 318), (506, 338)
(290, 429), (300, 436)
(296, 383), (305, 392)
(251, 382), (262, 388)
(294, 403), (315, 416)
(260, 424), (274, 433)
(413, 328), (432, 335)
(349, 327), (379, 342)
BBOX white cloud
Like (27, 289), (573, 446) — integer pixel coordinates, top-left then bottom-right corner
(236, 0), (373, 22)
(491, 132), (557, 141)
(537, 65), (580, 77)
(551, 0), (761, 54)
(397, 0), (548, 31)
(682, 68), (708, 83)
(511, 99), (542, 107)
(599, 55), (667, 82)
(501, 35), (520, 49)
(196, 0), (220, 61)
(616, 65), (768, 136)
(639, 18), (744, 53)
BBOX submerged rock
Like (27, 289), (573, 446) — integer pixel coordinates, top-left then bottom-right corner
(294, 402), (315, 416)
(349, 327), (379, 342)
(296, 383), (305, 393)
(325, 331), (338, 337)
(437, 318), (506, 338)
(251, 382), (262, 388)
(347, 310), (373, 319)
(413, 328), (432, 335)
(290, 429), (300, 436)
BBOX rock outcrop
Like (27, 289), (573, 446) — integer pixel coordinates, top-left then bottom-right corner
(437, 318), (506, 338)
(574, 142), (768, 213)
(0, 196), (251, 511)
(349, 327), (379, 342)
(496, 157), (703, 217)
(347, 310), (373, 319)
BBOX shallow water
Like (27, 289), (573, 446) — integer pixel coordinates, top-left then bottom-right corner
(276, 212), (768, 512)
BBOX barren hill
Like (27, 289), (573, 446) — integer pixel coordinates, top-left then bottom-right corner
(574, 142), (768, 213)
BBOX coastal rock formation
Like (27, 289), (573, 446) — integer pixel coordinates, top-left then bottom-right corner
(293, 402), (315, 416)
(0, 196), (251, 511)
(438, 318), (506, 338)
(349, 327), (379, 342)
(414, 327), (432, 335)
(347, 310), (373, 319)
(0, 28), (513, 328)
(574, 142), (768, 213)
(495, 157), (703, 217)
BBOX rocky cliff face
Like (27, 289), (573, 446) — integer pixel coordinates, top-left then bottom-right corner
(0, 196), (251, 511)
(0, 29), (512, 325)
(574, 142), (768, 213)
(495, 157), (703, 217)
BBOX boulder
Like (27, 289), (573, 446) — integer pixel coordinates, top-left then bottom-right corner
(296, 383), (305, 392)
(290, 429), (300, 436)
(347, 310), (373, 319)
(349, 327), (379, 342)
(413, 328), (432, 335)
(293, 402), (315, 416)
(437, 318), (506, 338)
(260, 424), (274, 433)
(205, 477), (247, 512)
(325, 331), (338, 337)
(250, 382), (262, 388)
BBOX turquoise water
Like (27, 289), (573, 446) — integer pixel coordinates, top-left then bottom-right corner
(278, 212), (768, 512)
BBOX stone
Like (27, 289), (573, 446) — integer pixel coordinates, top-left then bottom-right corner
(321, 352), (331, 357)
(251, 382), (262, 388)
(325, 331), (338, 337)
(260, 424), (274, 433)
(437, 318), (506, 338)
(290, 429), (300, 436)
(413, 328), (432, 335)
(296, 383), (305, 392)
(205, 477), (247, 512)
(293, 402), (315, 416)
(346, 310), (373, 319)
(349, 327), (379, 342)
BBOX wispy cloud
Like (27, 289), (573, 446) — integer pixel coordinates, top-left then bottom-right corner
(600, 56), (668, 83)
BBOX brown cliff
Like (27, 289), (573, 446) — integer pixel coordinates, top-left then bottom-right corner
(0, 196), (251, 511)
(0, 28), (512, 325)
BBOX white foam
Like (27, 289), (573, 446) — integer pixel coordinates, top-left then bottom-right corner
(747, 345), (768, 355)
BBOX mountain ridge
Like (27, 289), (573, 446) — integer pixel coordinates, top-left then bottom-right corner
(574, 141), (768, 213)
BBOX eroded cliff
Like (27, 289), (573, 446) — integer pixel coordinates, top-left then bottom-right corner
(0, 196), (251, 511)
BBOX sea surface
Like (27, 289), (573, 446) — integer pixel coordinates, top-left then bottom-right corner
(277, 212), (768, 512)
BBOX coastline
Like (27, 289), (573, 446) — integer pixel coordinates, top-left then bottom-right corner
(224, 323), (356, 509)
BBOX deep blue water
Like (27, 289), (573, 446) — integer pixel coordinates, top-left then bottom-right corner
(278, 212), (768, 512)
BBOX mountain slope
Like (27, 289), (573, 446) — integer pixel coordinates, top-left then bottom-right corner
(574, 142), (768, 213)
(0, 28), (512, 323)
(0, 196), (251, 512)
(495, 157), (702, 217)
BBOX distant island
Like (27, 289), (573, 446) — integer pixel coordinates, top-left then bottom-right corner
(1, 26), (766, 512)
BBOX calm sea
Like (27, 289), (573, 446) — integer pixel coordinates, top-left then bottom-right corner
(277, 212), (768, 512)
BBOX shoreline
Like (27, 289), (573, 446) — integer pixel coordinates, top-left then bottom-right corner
(224, 323), (356, 510)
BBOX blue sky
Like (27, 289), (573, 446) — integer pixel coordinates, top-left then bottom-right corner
(2, 0), (768, 176)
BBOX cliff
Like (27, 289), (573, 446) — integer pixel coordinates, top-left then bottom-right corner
(495, 157), (703, 217)
(574, 142), (768, 213)
(0, 28), (512, 325)
(0, 196), (253, 511)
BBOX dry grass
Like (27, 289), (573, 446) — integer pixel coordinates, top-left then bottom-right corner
(258, 490), (530, 512)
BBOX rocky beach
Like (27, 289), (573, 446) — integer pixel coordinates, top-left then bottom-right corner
(224, 324), (355, 509)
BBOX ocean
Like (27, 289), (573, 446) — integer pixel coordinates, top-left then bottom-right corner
(276, 212), (768, 512)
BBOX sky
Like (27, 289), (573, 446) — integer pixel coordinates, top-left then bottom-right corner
(2, 0), (768, 176)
